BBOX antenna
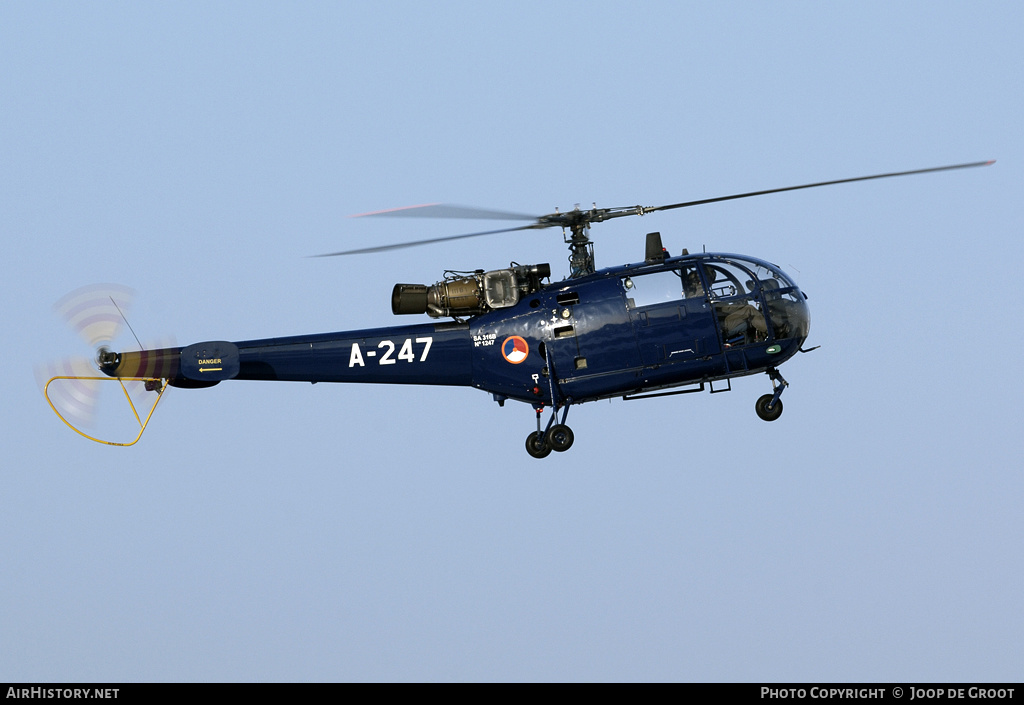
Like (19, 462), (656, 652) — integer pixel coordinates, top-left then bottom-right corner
(110, 296), (143, 350)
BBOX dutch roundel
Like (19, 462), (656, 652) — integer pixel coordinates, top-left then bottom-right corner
(501, 336), (529, 364)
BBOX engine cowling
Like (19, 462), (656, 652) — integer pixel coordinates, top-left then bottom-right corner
(392, 263), (550, 318)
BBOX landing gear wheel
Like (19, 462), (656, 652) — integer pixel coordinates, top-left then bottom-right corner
(525, 431), (552, 458)
(755, 394), (783, 421)
(546, 424), (574, 452)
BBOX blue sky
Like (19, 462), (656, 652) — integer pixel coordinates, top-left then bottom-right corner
(2, 1), (1021, 681)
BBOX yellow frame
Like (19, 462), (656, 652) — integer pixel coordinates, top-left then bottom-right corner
(43, 375), (169, 447)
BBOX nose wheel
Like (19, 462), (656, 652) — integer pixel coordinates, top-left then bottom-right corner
(755, 368), (788, 422)
(755, 394), (783, 421)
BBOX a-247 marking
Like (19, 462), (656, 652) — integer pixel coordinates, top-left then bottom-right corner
(348, 336), (433, 368)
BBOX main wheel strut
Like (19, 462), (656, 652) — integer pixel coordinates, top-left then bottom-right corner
(525, 403), (575, 457)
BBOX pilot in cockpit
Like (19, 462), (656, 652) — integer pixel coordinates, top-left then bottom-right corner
(683, 270), (704, 299)
(716, 278), (768, 344)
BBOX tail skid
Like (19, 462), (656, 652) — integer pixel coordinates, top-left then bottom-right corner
(43, 375), (169, 447)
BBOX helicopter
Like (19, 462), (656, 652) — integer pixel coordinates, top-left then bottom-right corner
(42, 161), (993, 456)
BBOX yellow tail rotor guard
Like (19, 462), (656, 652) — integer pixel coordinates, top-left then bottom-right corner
(43, 375), (169, 447)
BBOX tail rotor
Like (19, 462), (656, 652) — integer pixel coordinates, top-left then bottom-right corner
(38, 285), (171, 446)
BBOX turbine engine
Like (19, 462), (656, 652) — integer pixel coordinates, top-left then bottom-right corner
(392, 263), (550, 318)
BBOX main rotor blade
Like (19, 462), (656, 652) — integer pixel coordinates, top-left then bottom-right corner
(312, 222), (547, 257)
(327, 160), (993, 257)
(631, 160), (995, 217)
(351, 203), (540, 221)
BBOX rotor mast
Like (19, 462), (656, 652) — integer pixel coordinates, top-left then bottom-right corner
(563, 207), (597, 277)
(559, 204), (650, 278)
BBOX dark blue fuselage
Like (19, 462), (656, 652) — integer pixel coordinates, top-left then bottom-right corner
(182, 252), (811, 409)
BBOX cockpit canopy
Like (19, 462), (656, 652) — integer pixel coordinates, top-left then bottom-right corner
(702, 256), (798, 297)
(622, 255), (809, 344)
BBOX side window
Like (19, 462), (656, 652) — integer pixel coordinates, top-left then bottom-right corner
(623, 270), (683, 308)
